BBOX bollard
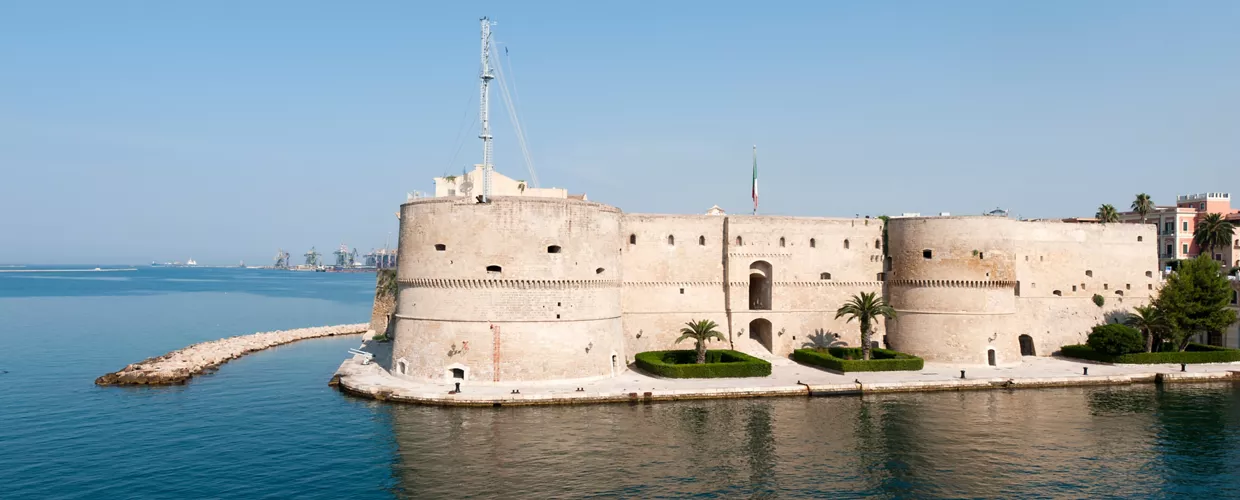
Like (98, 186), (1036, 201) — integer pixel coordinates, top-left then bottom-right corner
(1083, 367), (1088, 375)
(1181, 363), (1186, 372)
(960, 370), (966, 379)
(455, 382), (461, 393)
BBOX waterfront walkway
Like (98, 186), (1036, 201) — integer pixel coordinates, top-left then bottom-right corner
(333, 340), (1240, 406)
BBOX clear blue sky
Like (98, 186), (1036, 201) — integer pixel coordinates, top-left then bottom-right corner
(2, 1), (1238, 265)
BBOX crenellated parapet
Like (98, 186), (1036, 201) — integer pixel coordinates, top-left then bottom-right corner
(398, 278), (621, 289)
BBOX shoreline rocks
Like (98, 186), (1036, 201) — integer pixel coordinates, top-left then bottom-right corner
(96, 323), (368, 386)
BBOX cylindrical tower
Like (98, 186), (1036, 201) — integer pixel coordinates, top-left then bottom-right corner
(885, 217), (1020, 365)
(391, 196), (624, 383)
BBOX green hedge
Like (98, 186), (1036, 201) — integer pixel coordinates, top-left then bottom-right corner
(633, 350), (771, 378)
(1060, 343), (1240, 364)
(792, 347), (924, 372)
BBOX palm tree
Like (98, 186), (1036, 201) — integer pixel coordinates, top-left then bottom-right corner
(1124, 304), (1168, 353)
(1096, 204), (1119, 223)
(835, 291), (897, 360)
(676, 319), (725, 364)
(1193, 213), (1235, 258)
(1131, 193), (1154, 224)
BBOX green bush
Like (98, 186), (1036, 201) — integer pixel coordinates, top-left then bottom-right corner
(792, 347), (924, 372)
(633, 350), (771, 378)
(1060, 343), (1240, 364)
(1092, 294), (1105, 307)
(1086, 323), (1144, 355)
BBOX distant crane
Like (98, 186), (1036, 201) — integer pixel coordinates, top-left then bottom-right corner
(333, 244), (357, 267)
(274, 249), (290, 269)
(304, 247), (321, 267)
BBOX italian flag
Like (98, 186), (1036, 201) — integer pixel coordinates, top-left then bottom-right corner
(751, 145), (758, 214)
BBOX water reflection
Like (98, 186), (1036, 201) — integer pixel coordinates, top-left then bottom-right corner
(387, 383), (1240, 498)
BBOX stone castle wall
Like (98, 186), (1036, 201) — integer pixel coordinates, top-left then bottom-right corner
(391, 198), (1158, 382)
(885, 216), (1157, 365)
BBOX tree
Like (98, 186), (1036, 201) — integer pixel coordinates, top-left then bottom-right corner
(1131, 193), (1154, 224)
(676, 319), (725, 364)
(1096, 204), (1119, 223)
(835, 291), (897, 360)
(1193, 213), (1235, 258)
(1124, 304), (1169, 353)
(1155, 256), (1237, 351)
(1087, 323), (1144, 355)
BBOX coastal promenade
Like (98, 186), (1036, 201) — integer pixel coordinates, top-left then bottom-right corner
(97, 323), (368, 386)
(333, 339), (1240, 407)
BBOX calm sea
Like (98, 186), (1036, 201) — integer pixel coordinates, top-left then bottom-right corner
(1, 266), (1238, 499)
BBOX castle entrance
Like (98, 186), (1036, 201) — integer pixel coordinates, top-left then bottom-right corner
(749, 318), (773, 353)
(1019, 335), (1036, 356)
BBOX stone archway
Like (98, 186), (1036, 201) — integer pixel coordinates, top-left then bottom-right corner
(749, 318), (773, 353)
(749, 261), (773, 310)
(1019, 335), (1036, 356)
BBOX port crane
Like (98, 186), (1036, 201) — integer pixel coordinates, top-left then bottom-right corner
(333, 244), (358, 267)
(274, 249), (290, 269)
(304, 247), (321, 267)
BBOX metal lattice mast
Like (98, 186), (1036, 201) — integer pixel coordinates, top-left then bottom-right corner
(479, 17), (495, 202)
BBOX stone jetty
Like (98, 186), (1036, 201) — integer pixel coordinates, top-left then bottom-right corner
(97, 323), (368, 386)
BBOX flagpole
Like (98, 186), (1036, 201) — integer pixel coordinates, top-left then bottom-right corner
(751, 145), (758, 215)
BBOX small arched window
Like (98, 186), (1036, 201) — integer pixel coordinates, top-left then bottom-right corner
(629, 234), (636, 244)
(1115, 290), (1124, 296)
(1138, 236), (1143, 242)
(844, 239), (850, 249)
(820, 272), (831, 280)
(779, 237), (785, 247)
(810, 238), (816, 248)
(667, 235), (675, 246)
(434, 244), (446, 251)
(1053, 290), (1062, 296)
(698, 235), (705, 246)
(875, 239), (881, 250)
(547, 245), (562, 253)
(1086, 270), (1093, 277)
(486, 265), (502, 273)
(1145, 271), (1153, 278)
(736, 236), (743, 246)
(595, 267), (605, 274)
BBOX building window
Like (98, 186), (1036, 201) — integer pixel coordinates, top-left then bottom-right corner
(667, 235), (674, 246)
(1072, 285), (1077, 292)
(810, 238), (816, 248)
(1165, 222), (1173, 234)
(1146, 271), (1153, 278)
(1086, 270), (1093, 277)
(547, 245), (562, 253)
(699, 236), (706, 246)
(820, 272), (831, 280)
(736, 236), (743, 246)
(679, 288), (685, 294)
(1138, 236), (1143, 242)
(923, 249), (933, 259)
(875, 239), (881, 250)
(1126, 283), (1131, 290)
(1103, 283), (1109, 290)
(1183, 221), (1189, 231)
(844, 239), (850, 249)
(434, 244), (446, 251)
(1053, 290), (1062, 296)
(1166, 244), (1174, 256)
(630, 234), (637, 244)
(779, 237), (785, 247)
(1183, 244), (1189, 254)
(486, 265), (502, 274)
(596, 267), (605, 274)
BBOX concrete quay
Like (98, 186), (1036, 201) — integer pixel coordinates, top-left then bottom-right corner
(97, 323), (368, 386)
(332, 340), (1240, 407)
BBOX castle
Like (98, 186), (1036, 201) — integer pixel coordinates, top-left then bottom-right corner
(389, 168), (1158, 383)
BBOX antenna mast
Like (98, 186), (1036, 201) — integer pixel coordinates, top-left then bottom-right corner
(478, 17), (495, 202)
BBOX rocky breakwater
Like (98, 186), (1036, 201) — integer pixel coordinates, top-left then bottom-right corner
(95, 323), (369, 386)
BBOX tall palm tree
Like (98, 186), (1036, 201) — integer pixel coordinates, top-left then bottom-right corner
(1131, 193), (1154, 224)
(1096, 204), (1120, 224)
(676, 319), (725, 364)
(835, 291), (897, 360)
(1124, 304), (1168, 353)
(1193, 213), (1235, 258)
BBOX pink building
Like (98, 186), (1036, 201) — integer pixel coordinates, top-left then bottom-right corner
(1119, 192), (1239, 269)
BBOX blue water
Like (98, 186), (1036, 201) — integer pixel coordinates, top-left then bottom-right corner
(3, 266), (1240, 499)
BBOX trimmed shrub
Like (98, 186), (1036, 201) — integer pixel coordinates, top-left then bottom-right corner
(792, 347), (923, 373)
(1086, 323), (1144, 355)
(633, 350), (771, 378)
(1060, 343), (1240, 364)
(1092, 294), (1105, 307)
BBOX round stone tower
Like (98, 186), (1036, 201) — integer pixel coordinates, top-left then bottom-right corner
(885, 216), (1020, 365)
(391, 196), (625, 383)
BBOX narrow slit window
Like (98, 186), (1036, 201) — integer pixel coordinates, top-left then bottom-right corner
(434, 244), (446, 251)
(486, 265), (502, 273)
(810, 238), (816, 248)
(667, 235), (675, 246)
(779, 237), (785, 247)
(698, 235), (706, 246)
(844, 239), (850, 249)
(547, 245), (562, 253)
(820, 272), (831, 280)
(629, 234), (637, 244)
